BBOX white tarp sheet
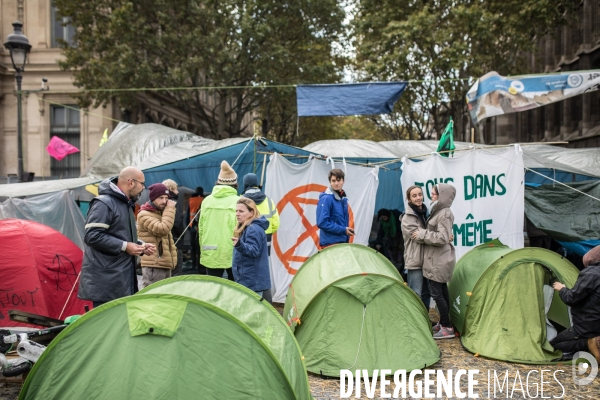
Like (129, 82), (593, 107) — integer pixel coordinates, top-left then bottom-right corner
(265, 153), (379, 302)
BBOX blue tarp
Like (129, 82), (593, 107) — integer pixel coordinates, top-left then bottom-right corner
(143, 139), (313, 195)
(557, 240), (600, 257)
(296, 82), (407, 117)
(143, 140), (597, 219)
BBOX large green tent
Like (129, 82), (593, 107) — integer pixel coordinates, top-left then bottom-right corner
(20, 276), (311, 400)
(449, 240), (580, 364)
(283, 244), (440, 377)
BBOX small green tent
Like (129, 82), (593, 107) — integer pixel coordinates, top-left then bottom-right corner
(449, 239), (580, 364)
(283, 244), (440, 377)
(20, 276), (311, 400)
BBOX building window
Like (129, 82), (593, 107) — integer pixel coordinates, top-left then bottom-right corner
(51, 3), (75, 47)
(50, 106), (80, 178)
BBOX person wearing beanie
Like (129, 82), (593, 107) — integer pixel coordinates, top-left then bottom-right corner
(551, 245), (600, 362)
(242, 173), (280, 249)
(217, 160), (238, 186)
(137, 183), (178, 287)
(242, 173), (280, 302)
(162, 179), (184, 277)
(199, 161), (239, 279)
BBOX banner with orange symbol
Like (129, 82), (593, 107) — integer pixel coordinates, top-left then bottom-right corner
(265, 153), (379, 302)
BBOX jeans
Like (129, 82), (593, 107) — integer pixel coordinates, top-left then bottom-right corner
(429, 280), (451, 327)
(550, 327), (589, 354)
(255, 291), (264, 298)
(407, 269), (431, 309)
(206, 267), (234, 280)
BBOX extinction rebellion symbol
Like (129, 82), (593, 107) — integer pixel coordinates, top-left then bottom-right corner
(272, 184), (354, 275)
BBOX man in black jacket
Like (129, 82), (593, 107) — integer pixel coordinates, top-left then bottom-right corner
(78, 167), (156, 308)
(551, 245), (600, 362)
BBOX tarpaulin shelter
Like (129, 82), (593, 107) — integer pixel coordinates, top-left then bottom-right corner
(525, 180), (600, 255)
(302, 139), (600, 253)
(0, 191), (86, 249)
(448, 240), (580, 364)
(20, 276), (311, 400)
(283, 244), (440, 377)
(1, 123), (599, 257)
(296, 82), (407, 117)
(0, 219), (91, 327)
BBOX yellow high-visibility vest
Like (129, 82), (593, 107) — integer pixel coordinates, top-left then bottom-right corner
(256, 196), (279, 235)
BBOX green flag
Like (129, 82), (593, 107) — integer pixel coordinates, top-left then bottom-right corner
(436, 118), (455, 157)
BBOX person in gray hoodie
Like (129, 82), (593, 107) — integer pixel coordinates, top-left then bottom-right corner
(413, 183), (456, 339)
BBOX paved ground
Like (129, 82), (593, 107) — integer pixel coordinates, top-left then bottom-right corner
(308, 337), (600, 399)
(2, 306), (599, 399)
(3, 337), (599, 399)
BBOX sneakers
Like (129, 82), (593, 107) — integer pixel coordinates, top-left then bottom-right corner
(433, 326), (455, 340)
(587, 336), (600, 363)
(432, 322), (441, 333)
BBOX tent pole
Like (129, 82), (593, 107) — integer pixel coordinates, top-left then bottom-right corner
(260, 153), (267, 187)
(253, 136), (257, 173)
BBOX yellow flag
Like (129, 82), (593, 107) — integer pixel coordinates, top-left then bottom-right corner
(85, 184), (99, 196)
(99, 128), (108, 147)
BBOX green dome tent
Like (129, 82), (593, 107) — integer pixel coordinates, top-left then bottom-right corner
(449, 239), (580, 364)
(283, 244), (440, 377)
(20, 276), (311, 400)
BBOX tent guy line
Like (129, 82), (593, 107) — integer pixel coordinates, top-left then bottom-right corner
(488, 148), (600, 204)
(39, 97), (123, 124)
(21, 78), (472, 95)
(376, 142), (570, 166)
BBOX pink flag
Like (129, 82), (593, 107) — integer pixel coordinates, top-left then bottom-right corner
(46, 136), (80, 161)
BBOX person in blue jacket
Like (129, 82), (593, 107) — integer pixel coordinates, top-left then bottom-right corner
(317, 168), (355, 248)
(231, 197), (271, 296)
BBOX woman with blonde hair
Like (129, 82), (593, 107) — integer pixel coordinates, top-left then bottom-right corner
(231, 197), (271, 296)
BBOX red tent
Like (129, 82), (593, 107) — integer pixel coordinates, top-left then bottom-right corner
(0, 219), (91, 327)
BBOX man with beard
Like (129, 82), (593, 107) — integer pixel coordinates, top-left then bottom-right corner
(79, 167), (156, 307)
(138, 183), (178, 287)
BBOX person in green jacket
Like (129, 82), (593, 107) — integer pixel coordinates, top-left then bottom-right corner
(199, 160), (240, 279)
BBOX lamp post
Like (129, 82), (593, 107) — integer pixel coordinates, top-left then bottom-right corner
(4, 21), (32, 182)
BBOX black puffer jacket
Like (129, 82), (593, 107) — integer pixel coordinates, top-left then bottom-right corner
(78, 178), (138, 302)
(559, 262), (600, 338)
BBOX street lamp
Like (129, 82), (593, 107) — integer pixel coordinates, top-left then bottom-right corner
(4, 21), (32, 182)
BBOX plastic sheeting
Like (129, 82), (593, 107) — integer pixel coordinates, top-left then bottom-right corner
(304, 139), (600, 178)
(304, 139), (600, 179)
(0, 177), (99, 199)
(525, 180), (600, 245)
(296, 82), (407, 117)
(81, 122), (195, 179)
(0, 190), (86, 249)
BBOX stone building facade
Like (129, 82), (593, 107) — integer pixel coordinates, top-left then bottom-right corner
(0, 0), (252, 182)
(484, 0), (600, 148)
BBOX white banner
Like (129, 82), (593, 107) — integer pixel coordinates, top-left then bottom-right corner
(466, 70), (600, 123)
(400, 146), (524, 259)
(265, 153), (379, 303)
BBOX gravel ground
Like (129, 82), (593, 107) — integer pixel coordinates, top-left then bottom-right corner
(2, 307), (599, 399)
